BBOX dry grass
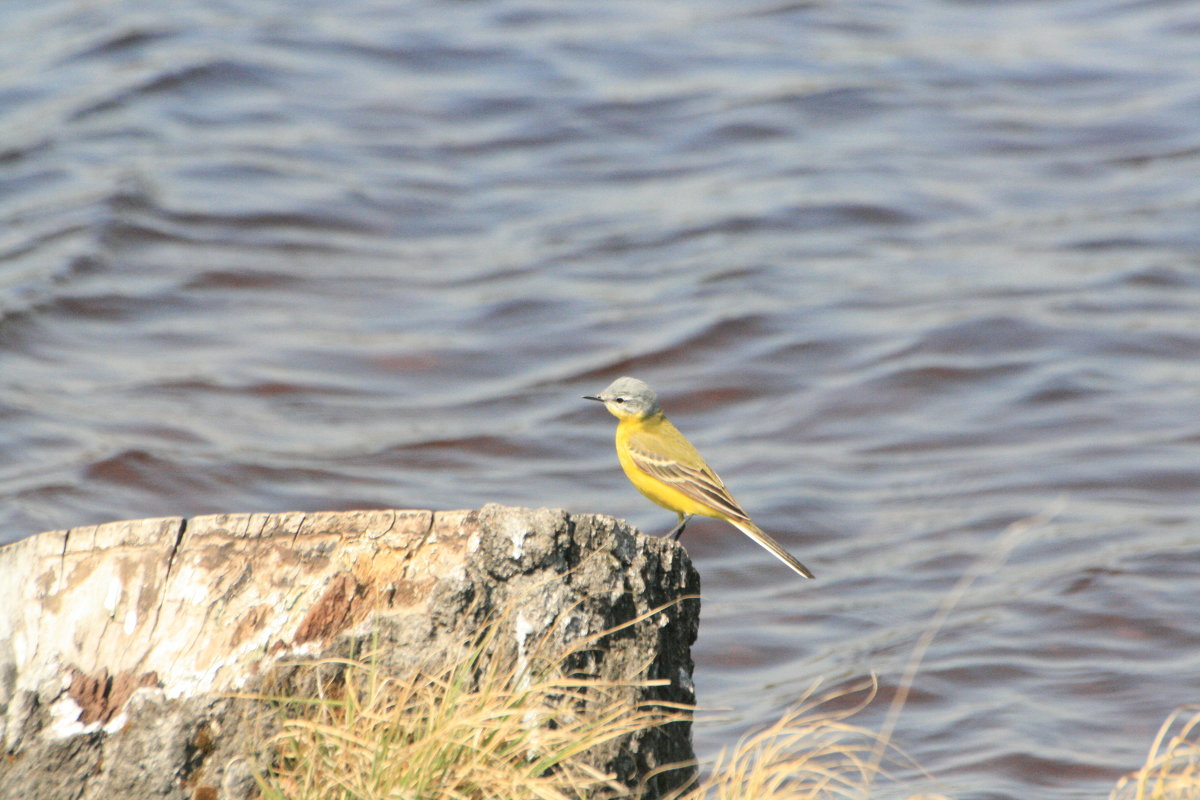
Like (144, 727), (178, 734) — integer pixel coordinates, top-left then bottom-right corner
(253, 612), (689, 800)
(1110, 706), (1200, 800)
(673, 679), (949, 800)
(251, 617), (947, 800)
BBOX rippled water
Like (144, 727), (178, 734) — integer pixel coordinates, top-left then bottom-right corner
(4, 1), (1200, 796)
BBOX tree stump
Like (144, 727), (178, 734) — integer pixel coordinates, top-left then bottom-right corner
(0, 504), (700, 800)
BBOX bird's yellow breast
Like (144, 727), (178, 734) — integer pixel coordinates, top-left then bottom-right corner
(614, 415), (722, 519)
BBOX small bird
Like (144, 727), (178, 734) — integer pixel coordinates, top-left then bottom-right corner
(584, 376), (813, 579)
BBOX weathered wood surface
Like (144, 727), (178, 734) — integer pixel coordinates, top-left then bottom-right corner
(0, 504), (700, 800)
(1, 509), (468, 732)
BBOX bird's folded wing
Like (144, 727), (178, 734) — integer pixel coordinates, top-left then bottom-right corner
(626, 434), (751, 522)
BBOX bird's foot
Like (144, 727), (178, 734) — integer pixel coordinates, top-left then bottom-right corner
(665, 515), (692, 541)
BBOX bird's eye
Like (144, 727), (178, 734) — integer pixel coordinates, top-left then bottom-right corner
(614, 397), (625, 403)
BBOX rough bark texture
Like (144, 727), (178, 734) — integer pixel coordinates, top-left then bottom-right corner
(0, 504), (700, 800)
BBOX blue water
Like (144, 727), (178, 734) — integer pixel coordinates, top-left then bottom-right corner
(3, 1), (1200, 796)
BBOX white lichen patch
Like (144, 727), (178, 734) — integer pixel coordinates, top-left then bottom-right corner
(511, 527), (527, 560)
(513, 612), (535, 691)
(46, 695), (99, 740)
(103, 575), (123, 619)
(677, 666), (694, 694)
(103, 709), (127, 734)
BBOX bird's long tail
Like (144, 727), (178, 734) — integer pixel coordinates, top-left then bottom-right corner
(729, 519), (815, 579)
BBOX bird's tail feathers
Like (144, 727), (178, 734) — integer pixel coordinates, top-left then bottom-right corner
(729, 519), (815, 579)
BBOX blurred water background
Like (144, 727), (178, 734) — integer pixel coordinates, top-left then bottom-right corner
(3, 1), (1200, 797)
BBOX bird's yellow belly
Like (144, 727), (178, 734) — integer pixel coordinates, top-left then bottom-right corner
(616, 442), (720, 519)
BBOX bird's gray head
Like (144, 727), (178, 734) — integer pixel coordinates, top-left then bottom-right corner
(583, 376), (662, 420)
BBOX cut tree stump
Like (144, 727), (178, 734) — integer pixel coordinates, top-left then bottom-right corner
(0, 504), (700, 800)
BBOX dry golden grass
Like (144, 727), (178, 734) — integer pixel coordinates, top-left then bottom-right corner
(253, 610), (690, 800)
(251, 615), (948, 800)
(672, 679), (949, 800)
(1110, 706), (1200, 800)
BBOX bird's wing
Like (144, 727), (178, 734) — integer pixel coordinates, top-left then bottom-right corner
(628, 419), (815, 579)
(626, 424), (751, 523)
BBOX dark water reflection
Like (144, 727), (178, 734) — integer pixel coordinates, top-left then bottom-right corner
(4, 1), (1200, 797)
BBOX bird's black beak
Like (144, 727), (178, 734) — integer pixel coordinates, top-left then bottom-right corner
(582, 395), (603, 402)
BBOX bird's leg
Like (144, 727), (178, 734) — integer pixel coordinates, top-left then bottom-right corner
(666, 513), (692, 541)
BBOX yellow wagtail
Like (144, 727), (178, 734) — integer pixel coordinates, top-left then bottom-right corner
(585, 376), (814, 579)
